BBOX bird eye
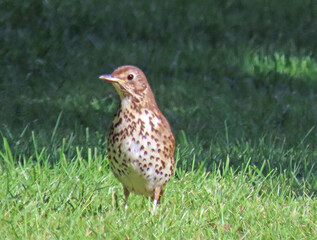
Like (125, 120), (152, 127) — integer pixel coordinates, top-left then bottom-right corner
(127, 74), (134, 81)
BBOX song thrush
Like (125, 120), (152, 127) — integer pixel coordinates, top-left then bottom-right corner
(99, 65), (175, 211)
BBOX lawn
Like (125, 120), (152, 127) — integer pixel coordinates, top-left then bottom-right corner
(1, 0), (317, 238)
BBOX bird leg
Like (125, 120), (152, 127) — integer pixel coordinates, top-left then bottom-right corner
(123, 186), (130, 210)
(152, 187), (162, 213)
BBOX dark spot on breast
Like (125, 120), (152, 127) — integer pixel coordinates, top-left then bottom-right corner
(114, 117), (122, 128)
(161, 160), (166, 168)
(116, 109), (122, 117)
(129, 112), (135, 119)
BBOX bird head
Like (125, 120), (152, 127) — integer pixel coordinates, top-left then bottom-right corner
(100, 65), (155, 104)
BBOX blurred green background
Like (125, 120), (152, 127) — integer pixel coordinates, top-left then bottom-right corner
(1, 0), (317, 178)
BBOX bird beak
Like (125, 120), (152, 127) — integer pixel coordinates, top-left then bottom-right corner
(99, 74), (123, 83)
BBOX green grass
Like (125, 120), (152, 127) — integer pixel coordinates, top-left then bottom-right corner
(1, 137), (316, 239)
(1, 0), (317, 238)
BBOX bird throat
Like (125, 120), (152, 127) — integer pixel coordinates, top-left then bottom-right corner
(112, 83), (125, 100)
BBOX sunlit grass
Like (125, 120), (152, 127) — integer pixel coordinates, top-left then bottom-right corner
(0, 136), (316, 239)
(244, 51), (317, 79)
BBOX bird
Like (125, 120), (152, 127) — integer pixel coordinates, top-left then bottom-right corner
(99, 65), (175, 211)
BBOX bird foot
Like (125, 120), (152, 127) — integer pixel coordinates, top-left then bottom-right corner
(152, 199), (158, 213)
(123, 186), (130, 211)
(151, 187), (161, 213)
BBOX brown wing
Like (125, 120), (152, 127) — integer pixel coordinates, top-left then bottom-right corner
(152, 108), (175, 172)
